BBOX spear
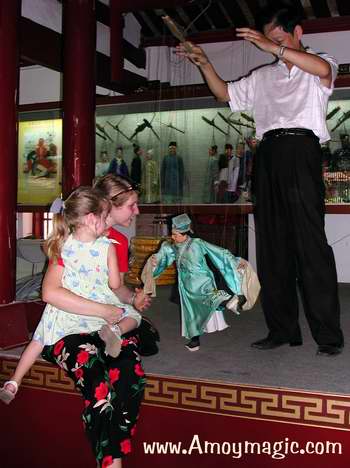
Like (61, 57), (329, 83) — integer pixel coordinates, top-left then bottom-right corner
(217, 112), (244, 136)
(331, 111), (350, 132)
(201, 116), (228, 136)
(96, 123), (113, 142)
(326, 106), (341, 121)
(96, 131), (107, 140)
(240, 112), (255, 124)
(106, 120), (132, 142)
(130, 121), (148, 141)
(143, 118), (160, 140)
(230, 118), (255, 129)
(161, 122), (186, 134)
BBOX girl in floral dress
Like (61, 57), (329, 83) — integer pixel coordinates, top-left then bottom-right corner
(0, 186), (145, 468)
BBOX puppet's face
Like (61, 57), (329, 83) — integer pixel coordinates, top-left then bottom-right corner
(236, 144), (245, 158)
(248, 138), (257, 149)
(225, 147), (233, 159)
(168, 145), (177, 155)
(171, 230), (188, 244)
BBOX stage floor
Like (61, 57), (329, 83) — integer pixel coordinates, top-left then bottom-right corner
(140, 284), (350, 395)
(1, 284), (349, 396)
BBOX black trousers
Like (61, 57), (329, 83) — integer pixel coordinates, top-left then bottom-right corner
(253, 133), (343, 346)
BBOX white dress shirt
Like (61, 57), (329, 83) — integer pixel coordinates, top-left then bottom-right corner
(227, 49), (338, 144)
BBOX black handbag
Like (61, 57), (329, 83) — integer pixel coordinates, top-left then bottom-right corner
(137, 316), (160, 356)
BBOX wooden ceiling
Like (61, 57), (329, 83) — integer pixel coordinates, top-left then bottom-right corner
(19, 0), (350, 98)
(129, 0), (350, 46)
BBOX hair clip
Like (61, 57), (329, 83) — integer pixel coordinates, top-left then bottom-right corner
(110, 183), (138, 201)
(49, 197), (64, 214)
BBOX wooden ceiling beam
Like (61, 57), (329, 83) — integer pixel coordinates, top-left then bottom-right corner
(116, 0), (192, 13)
(20, 17), (147, 93)
(142, 14), (350, 47)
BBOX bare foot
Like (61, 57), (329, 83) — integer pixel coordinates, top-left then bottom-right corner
(99, 325), (122, 357)
(0, 380), (18, 404)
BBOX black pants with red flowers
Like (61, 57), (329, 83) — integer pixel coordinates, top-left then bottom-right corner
(42, 332), (146, 466)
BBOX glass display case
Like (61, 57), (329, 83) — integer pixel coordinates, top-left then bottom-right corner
(17, 91), (350, 208)
(95, 104), (256, 205)
(322, 99), (350, 203)
(96, 94), (350, 206)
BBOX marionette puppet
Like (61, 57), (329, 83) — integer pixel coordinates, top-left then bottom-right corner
(160, 141), (185, 204)
(141, 214), (260, 351)
(108, 146), (129, 177)
(203, 144), (219, 203)
(142, 148), (160, 203)
(130, 144), (143, 190)
(95, 150), (110, 177)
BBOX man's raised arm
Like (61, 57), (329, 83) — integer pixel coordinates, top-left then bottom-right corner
(176, 43), (230, 102)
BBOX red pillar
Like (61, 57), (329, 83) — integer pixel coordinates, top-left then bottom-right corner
(0, 1), (21, 304)
(110, 0), (124, 82)
(32, 213), (44, 239)
(62, 0), (96, 197)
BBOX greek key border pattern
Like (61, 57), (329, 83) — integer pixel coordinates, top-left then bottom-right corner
(1, 357), (350, 430)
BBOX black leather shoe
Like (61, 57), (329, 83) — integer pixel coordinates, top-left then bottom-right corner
(251, 337), (286, 350)
(316, 345), (343, 356)
(185, 338), (200, 352)
(251, 337), (302, 350)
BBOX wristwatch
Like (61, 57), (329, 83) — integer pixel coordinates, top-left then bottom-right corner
(278, 45), (286, 58)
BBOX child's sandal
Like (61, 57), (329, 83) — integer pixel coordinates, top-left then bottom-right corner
(0, 380), (18, 404)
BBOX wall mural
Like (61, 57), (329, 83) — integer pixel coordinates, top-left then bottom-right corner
(17, 119), (62, 206)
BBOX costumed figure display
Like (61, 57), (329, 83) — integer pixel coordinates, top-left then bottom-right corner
(217, 143), (240, 203)
(160, 141), (185, 203)
(235, 141), (247, 197)
(325, 133), (350, 202)
(203, 145), (219, 203)
(243, 135), (258, 201)
(141, 148), (160, 203)
(108, 146), (129, 178)
(130, 144), (143, 191)
(331, 133), (350, 171)
(142, 214), (260, 351)
(95, 150), (110, 177)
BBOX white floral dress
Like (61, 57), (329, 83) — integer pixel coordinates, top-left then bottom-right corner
(33, 234), (140, 346)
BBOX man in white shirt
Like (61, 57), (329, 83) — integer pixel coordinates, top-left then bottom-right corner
(178, 2), (343, 356)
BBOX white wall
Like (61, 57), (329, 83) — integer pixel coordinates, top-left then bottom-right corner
(19, 1), (142, 103)
(248, 214), (350, 283)
(20, 66), (62, 104)
(146, 30), (350, 86)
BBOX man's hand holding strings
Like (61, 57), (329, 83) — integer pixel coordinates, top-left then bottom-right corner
(176, 42), (209, 67)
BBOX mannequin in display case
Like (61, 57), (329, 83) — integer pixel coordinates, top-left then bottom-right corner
(203, 144), (219, 203)
(130, 144), (143, 190)
(161, 141), (185, 203)
(108, 146), (129, 178)
(141, 148), (160, 203)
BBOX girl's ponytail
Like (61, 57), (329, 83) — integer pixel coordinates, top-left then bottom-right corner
(45, 213), (70, 262)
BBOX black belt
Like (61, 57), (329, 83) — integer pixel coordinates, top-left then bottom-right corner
(262, 128), (318, 141)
